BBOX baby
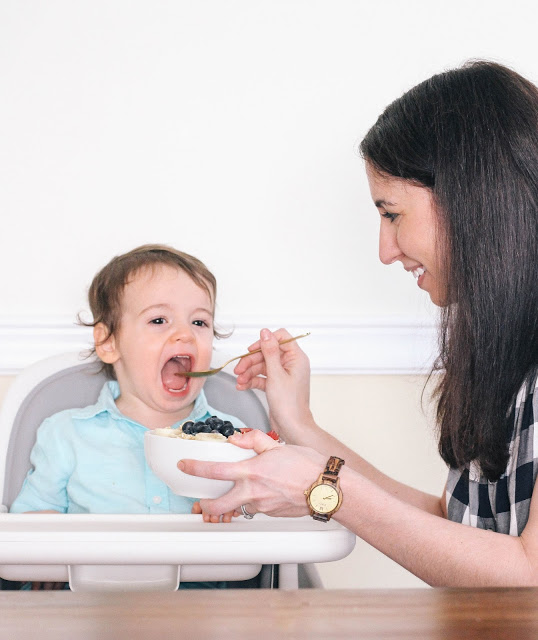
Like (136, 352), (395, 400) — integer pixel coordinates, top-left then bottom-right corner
(10, 244), (246, 520)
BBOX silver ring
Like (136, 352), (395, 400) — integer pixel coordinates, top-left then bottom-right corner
(241, 504), (255, 520)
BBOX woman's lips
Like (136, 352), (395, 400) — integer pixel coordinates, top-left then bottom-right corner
(411, 266), (426, 287)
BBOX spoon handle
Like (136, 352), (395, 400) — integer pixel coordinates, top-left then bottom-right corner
(232, 331), (311, 362)
(180, 331), (311, 377)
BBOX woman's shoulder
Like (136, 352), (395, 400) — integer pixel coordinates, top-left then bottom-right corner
(510, 367), (538, 427)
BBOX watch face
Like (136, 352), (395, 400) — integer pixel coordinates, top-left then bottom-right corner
(309, 484), (339, 514)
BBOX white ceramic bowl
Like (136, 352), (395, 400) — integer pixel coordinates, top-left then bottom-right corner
(144, 431), (257, 499)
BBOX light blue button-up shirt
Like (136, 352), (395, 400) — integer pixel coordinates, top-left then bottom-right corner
(10, 381), (247, 514)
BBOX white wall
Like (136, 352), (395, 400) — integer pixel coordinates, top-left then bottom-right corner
(1, 1), (536, 335)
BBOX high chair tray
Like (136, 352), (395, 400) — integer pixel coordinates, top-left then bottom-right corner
(0, 513), (355, 589)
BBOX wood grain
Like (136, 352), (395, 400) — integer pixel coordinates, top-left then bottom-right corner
(1, 587), (537, 639)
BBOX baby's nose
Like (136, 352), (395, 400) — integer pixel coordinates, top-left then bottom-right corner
(172, 324), (195, 342)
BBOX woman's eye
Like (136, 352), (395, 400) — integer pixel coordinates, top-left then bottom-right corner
(382, 212), (399, 223)
(150, 317), (166, 325)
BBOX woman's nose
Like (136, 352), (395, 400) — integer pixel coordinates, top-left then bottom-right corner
(378, 223), (403, 265)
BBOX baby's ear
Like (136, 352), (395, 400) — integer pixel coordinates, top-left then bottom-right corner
(93, 323), (119, 364)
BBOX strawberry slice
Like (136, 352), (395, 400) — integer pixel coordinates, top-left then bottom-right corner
(239, 427), (281, 440)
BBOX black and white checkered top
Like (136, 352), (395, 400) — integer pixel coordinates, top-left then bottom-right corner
(446, 370), (538, 536)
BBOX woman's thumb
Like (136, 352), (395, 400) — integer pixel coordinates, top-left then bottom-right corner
(259, 328), (285, 378)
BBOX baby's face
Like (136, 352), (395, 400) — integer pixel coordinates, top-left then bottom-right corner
(107, 264), (214, 427)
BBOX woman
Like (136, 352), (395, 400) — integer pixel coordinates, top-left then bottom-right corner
(179, 61), (538, 586)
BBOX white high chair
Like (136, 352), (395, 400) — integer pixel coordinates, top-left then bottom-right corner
(0, 353), (355, 591)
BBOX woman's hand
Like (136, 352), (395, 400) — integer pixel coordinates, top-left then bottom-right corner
(234, 328), (315, 440)
(178, 429), (326, 518)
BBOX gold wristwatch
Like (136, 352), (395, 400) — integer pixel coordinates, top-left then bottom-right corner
(304, 456), (345, 522)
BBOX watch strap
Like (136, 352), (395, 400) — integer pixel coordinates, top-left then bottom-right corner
(312, 511), (331, 523)
(321, 456), (345, 485)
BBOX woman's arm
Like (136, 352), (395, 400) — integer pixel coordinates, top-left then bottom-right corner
(234, 328), (443, 516)
(179, 431), (538, 587)
(335, 463), (538, 587)
(187, 327), (538, 586)
(282, 419), (444, 516)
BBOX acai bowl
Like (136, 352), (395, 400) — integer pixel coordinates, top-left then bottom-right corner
(144, 416), (258, 499)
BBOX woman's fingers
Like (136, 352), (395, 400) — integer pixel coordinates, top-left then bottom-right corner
(234, 328), (297, 377)
(257, 329), (289, 381)
(235, 330), (290, 390)
(198, 484), (246, 517)
(184, 442), (325, 519)
(191, 498), (241, 523)
(234, 327), (310, 396)
(221, 509), (238, 523)
(178, 458), (242, 482)
(178, 431), (279, 480)
(178, 432), (282, 517)
(236, 378), (266, 393)
(227, 429), (281, 453)
(234, 350), (264, 376)
(235, 366), (268, 392)
(235, 360), (267, 380)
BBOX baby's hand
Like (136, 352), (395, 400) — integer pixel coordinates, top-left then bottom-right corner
(191, 501), (240, 523)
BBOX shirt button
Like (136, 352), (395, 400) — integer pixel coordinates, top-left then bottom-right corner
(152, 496), (162, 505)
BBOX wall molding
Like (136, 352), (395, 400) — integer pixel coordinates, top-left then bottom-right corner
(0, 315), (439, 376)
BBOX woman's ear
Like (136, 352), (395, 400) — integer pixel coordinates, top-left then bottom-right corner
(94, 323), (119, 364)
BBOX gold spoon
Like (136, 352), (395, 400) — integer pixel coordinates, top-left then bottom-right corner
(176, 332), (311, 378)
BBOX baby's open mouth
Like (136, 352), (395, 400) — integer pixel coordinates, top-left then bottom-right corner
(161, 356), (191, 392)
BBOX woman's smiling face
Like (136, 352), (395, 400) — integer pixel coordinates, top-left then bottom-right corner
(366, 163), (445, 307)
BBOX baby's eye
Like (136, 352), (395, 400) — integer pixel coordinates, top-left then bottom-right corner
(381, 212), (399, 223)
(192, 319), (209, 327)
(150, 317), (166, 325)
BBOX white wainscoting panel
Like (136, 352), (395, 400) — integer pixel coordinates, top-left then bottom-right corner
(0, 315), (439, 376)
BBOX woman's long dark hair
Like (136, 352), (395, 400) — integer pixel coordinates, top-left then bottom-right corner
(360, 61), (538, 480)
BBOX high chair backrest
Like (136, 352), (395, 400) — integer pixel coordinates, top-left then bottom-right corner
(0, 353), (270, 509)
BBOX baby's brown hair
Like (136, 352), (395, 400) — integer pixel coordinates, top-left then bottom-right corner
(81, 244), (225, 379)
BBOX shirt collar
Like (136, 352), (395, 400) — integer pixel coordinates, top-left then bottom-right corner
(71, 380), (211, 427)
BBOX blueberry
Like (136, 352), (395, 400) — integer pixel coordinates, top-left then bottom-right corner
(198, 424), (212, 433)
(182, 421), (194, 433)
(193, 421), (206, 433)
(220, 425), (235, 437)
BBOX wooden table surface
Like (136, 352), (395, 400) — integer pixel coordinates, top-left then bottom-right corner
(1, 587), (537, 639)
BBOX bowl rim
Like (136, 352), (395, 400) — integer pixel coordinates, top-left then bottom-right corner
(144, 430), (255, 453)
